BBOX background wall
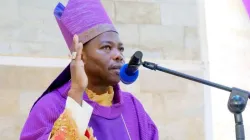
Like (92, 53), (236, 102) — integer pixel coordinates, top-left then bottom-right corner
(0, 0), (208, 139)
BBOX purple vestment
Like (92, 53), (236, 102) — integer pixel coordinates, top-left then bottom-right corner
(20, 81), (158, 140)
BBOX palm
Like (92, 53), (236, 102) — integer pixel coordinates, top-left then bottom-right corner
(70, 35), (88, 92)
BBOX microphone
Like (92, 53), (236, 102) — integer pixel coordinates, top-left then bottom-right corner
(119, 51), (143, 84)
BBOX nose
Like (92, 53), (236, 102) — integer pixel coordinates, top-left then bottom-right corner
(112, 49), (124, 62)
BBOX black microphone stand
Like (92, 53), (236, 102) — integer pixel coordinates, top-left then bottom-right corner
(142, 61), (249, 140)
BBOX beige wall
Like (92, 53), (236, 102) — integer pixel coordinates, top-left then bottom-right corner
(0, 0), (207, 140)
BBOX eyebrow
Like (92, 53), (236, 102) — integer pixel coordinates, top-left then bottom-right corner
(101, 41), (123, 46)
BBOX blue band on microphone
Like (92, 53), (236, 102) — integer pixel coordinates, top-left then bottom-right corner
(119, 64), (139, 84)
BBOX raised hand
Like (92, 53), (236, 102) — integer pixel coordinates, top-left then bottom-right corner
(68, 35), (88, 105)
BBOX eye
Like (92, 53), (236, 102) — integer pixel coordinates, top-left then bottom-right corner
(101, 45), (111, 50)
(119, 47), (124, 52)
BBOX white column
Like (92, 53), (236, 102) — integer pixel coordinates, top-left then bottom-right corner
(204, 0), (250, 139)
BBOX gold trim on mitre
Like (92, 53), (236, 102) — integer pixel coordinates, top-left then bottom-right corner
(69, 24), (117, 52)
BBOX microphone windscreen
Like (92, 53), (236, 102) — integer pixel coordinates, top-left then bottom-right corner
(119, 64), (139, 85)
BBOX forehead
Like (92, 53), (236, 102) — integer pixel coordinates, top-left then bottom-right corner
(91, 31), (122, 45)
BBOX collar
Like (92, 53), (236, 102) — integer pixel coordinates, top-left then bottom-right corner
(83, 84), (124, 119)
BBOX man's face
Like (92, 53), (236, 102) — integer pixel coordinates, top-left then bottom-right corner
(82, 31), (125, 85)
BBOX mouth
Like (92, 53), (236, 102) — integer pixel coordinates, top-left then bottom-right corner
(111, 69), (120, 74)
(109, 65), (122, 75)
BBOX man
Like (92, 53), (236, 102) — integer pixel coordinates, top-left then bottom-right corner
(20, 0), (159, 139)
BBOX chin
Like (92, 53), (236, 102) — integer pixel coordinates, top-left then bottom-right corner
(108, 77), (120, 86)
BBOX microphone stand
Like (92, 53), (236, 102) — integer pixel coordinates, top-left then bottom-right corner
(142, 61), (249, 140)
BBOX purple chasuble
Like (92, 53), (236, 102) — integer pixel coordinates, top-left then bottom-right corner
(20, 81), (159, 140)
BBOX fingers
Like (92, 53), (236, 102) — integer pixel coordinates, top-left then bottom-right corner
(72, 35), (83, 61)
(72, 34), (79, 52)
(76, 42), (83, 61)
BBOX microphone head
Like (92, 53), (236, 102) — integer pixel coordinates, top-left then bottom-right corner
(119, 63), (139, 85)
(128, 51), (143, 65)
